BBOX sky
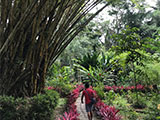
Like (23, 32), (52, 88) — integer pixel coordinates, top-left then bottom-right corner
(91, 0), (158, 22)
(145, 0), (157, 6)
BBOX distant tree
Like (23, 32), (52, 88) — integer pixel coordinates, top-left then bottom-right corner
(103, 0), (160, 53)
(59, 17), (103, 66)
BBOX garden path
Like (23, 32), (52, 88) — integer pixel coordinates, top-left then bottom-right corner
(75, 93), (101, 120)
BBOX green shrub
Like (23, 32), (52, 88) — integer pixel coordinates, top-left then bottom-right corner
(48, 79), (73, 97)
(103, 90), (115, 105)
(46, 64), (74, 96)
(94, 83), (105, 99)
(61, 84), (73, 96)
(144, 93), (160, 120)
(0, 90), (59, 120)
(0, 96), (29, 120)
(112, 95), (128, 110)
(28, 90), (59, 120)
(127, 91), (147, 109)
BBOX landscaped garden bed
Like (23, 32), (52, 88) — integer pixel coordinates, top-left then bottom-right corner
(57, 84), (84, 120)
(55, 84), (121, 120)
(104, 84), (159, 93)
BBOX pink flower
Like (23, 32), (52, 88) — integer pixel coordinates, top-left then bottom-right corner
(105, 86), (112, 91)
(58, 84), (83, 120)
(136, 84), (144, 90)
(94, 100), (121, 120)
(47, 86), (53, 90)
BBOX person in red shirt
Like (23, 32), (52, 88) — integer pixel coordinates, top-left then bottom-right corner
(81, 82), (95, 120)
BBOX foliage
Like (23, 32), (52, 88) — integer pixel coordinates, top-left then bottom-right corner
(112, 95), (133, 118)
(135, 60), (160, 85)
(95, 99), (121, 120)
(94, 82), (105, 100)
(103, 88), (160, 120)
(46, 64), (74, 97)
(0, 90), (59, 120)
(112, 26), (144, 54)
(74, 51), (121, 85)
(127, 91), (147, 109)
(47, 64), (74, 82)
(28, 90), (59, 120)
(58, 18), (103, 65)
(58, 84), (84, 120)
(113, 95), (127, 109)
(104, 90), (116, 105)
(109, 51), (132, 85)
(145, 93), (160, 120)
(0, 96), (28, 120)
(75, 52), (100, 70)
(56, 98), (67, 108)
(110, 26), (160, 86)
(47, 82), (73, 97)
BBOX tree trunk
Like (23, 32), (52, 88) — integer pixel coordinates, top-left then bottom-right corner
(0, 0), (109, 97)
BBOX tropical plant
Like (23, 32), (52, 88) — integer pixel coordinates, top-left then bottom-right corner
(145, 93), (160, 120)
(46, 64), (74, 97)
(94, 82), (105, 99)
(135, 60), (160, 85)
(0, 90), (59, 120)
(75, 52), (100, 70)
(95, 99), (121, 120)
(58, 84), (83, 120)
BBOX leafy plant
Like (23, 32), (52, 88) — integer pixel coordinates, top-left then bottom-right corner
(58, 84), (83, 120)
(95, 99), (121, 120)
(75, 52), (100, 70)
(135, 60), (160, 85)
(28, 90), (59, 120)
(0, 90), (59, 120)
(112, 95), (133, 118)
(144, 93), (160, 120)
(104, 90), (116, 105)
(0, 96), (28, 120)
(94, 82), (105, 100)
(127, 92), (147, 109)
(46, 65), (74, 97)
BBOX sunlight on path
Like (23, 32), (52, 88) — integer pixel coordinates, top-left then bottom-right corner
(75, 93), (100, 120)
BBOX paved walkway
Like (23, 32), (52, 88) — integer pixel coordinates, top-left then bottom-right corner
(75, 93), (100, 120)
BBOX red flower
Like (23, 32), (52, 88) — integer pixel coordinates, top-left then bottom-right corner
(88, 73), (90, 76)
(99, 73), (102, 76)
(58, 84), (84, 120)
(136, 84), (144, 90)
(105, 86), (112, 91)
(94, 100), (121, 120)
(47, 86), (53, 90)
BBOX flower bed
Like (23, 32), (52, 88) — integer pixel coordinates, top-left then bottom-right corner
(57, 84), (84, 120)
(55, 84), (121, 120)
(92, 90), (121, 120)
(104, 84), (155, 93)
(47, 86), (71, 97)
(94, 100), (121, 120)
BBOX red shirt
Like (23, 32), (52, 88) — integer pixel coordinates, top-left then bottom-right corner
(82, 88), (95, 104)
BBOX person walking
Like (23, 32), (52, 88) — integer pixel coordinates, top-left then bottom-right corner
(81, 82), (96, 120)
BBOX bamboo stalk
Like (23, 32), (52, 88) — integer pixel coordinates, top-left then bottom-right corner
(0, 0), (109, 97)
